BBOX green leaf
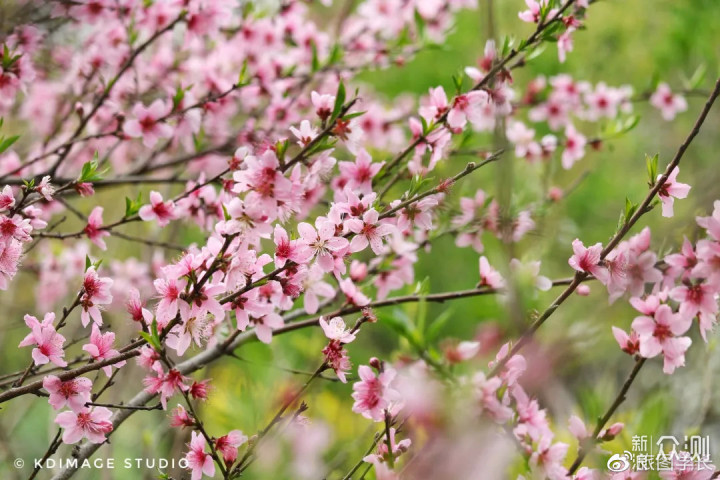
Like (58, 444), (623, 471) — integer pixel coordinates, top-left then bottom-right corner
(0, 134), (20, 154)
(500, 36), (512, 57)
(624, 196), (637, 220)
(311, 42), (319, 72)
(330, 81), (346, 123)
(237, 59), (249, 86)
(687, 64), (707, 90)
(408, 175), (434, 197)
(621, 115), (640, 134)
(525, 44), (547, 62)
(341, 111), (366, 121)
(172, 85), (186, 110)
(646, 153), (659, 186)
(125, 192), (143, 217)
(306, 138), (337, 156)
(77, 153), (108, 183)
(452, 71), (464, 94)
(426, 309), (454, 343)
(138, 331), (162, 351)
(327, 43), (343, 66)
(151, 318), (160, 340)
(275, 138), (289, 159)
(413, 9), (426, 38)
(139, 319), (163, 351)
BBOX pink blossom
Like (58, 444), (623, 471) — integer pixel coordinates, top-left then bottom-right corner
(650, 83), (688, 121)
(154, 276), (186, 328)
(35, 176), (55, 201)
(631, 303), (692, 374)
(364, 427), (411, 464)
(166, 306), (211, 356)
(612, 326), (640, 355)
(311, 91), (335, 121)
(139, 191), (177, 227)
(419, 86), (449, 122)
(84, 206), (110, 250)
(478, 256), (505, 289)
(473, 372), (513, 423)
(237, 312), (284, 344)
(529, 435), (569, 480)
(298, 219), (349, 272)
(189, 380), (211, 401)
(126, 287), (153, 325)
(561, 123), (587, 169)
(42, 375), (92, 412)
(169, 404), (194, 428)
(123, 99), (174, 148)
(80, 267), (114, 327)
(657, 166), (691, 218)
(669, 281), (718, 340)
(664, 237), (697, 283)
(18, 312), (67, 367)
(0, 186), (15, 210)
(82, 324), (126, 377)
(443, 341), (480, 364)
(289, 120), (318, 147)
(143, 365), (189, 409)
(352, 365), (399, 422)
(273, 224), (312, 268)
(55, 406), (113, 444)
(518, 0), (546, 23)
(215, 430), (248, 464)
(568, 415), (589, 440)
(696, 200), (720, 241)
(323, 340), (352, 383)
(184, 431), (215, 480)
(346, 209), (395, 254)
(339, 277), (371, 307)
(447, 90), (492, 131)
(319, 316), (356, 343)
(658, 451), (715, 480)
(227, 288), (272, 330)
(568, 239), (609, 283)
(557, 28), (575, 63)
(0, 214), (32, 243)
(301, 264), (335, 314)
(338, 149), (383, 195)
(394, 196), (438, 232)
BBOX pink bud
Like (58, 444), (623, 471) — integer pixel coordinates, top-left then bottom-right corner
(576, 285), (591, 296)
(350, 260), (368, 282)
(548, 186), (563, 202)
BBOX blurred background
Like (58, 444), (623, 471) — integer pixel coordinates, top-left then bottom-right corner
(2, 0), (720, 478)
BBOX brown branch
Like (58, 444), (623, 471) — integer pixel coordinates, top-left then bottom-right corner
(567, 357), (646, 474)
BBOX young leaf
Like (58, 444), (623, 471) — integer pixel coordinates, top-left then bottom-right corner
(688, 64), (707, 90)
(330, 81), (346, 122)
(0, 134), (20, 154)
(311, 42), (319, 72)
(125, 192), (143, 217)
(646, 153), (659, 186)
